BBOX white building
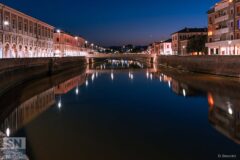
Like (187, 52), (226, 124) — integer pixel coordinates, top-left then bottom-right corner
(0, 3), (54, 58)
(159, 39), (173, 55)
(206, 0), (240, 55)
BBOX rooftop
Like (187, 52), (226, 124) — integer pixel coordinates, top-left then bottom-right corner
(172, 28), (208, 35)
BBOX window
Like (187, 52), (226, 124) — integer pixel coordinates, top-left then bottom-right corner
(30, 24), (33, 33)
(237, 6), (240, 15)
(24, 23), (28, 32)
(34, 24), (37, 34)
(38, 25), (41, 36)
(18, 21), (22, 30)
(12, 19), (16, 29)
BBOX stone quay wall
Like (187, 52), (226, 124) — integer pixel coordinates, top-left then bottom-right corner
(0, 57), (86, 94)
(157, 55), (240, 77)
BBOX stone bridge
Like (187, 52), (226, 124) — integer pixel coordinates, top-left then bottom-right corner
(86, 53), (157, 64)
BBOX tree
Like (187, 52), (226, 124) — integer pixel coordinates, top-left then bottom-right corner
(187, 35), (207, 55)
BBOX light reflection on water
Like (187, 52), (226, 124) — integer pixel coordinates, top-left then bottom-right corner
(0, 59), (239, 159)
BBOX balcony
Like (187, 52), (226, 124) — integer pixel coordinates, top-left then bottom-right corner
(214, 28), (229, 35)
(215, 1), (229, 11)
(215, 15), (229, 23)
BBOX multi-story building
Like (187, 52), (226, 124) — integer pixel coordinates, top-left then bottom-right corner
(53, 30), (87, 57)
(0, 3), (54, 58)
(149, 39), (173, 55)
(159, 39), (172, 55)
(206, 0), (240, 55)
(172, 28), (207, 55)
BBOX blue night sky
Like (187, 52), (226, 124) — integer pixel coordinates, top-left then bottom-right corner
(2, 0), (218, 46)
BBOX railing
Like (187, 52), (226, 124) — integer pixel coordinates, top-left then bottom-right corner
(215, 15), (229, 23)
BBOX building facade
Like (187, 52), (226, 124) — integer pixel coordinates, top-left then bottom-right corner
(172, 28), (207, 55)
(0, 3), (54, 58)
(54, 30), (87, 57)
(206, 0), (240, 55)
(149, 39), (173, 55)
(159, 39), (173, 55)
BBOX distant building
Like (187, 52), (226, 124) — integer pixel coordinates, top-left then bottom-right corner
(0, 3), (54, 58)
(149, 39), (173, 55)
(159, 39), (172, 55)
(171, 28), (207, 55)
(53, 30), (86, 57)
(206, 0), (240, 55)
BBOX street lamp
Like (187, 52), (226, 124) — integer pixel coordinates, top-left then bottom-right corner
(91, 43), (94, 50)
(182, 45), (186, 55)
(3, 20), (9, 26)
(56, 29), (61, 33)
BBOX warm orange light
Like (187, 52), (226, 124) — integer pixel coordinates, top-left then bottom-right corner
(208, 93), (214, 109)
(208, 31), (213, 36)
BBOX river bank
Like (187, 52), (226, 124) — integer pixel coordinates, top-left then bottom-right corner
(157, 55), (240, 77)
(0, 57), (86, 97)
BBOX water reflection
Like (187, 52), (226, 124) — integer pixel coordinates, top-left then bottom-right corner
(0, 59), (149, 137)
(0, 72), (87, 136)
(151, 70), (240, 144)
(208, 93), (240, 144)
(0, 59), (240, 159)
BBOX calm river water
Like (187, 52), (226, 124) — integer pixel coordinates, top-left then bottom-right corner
(0, 60), (240, 160)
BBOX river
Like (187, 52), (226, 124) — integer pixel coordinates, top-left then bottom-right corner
(0, 59), (239, 160)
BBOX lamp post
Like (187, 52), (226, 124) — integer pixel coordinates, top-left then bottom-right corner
(182, 45), (186, 55)
(91, 43), (94, 51)
(56, 29), (61, 57)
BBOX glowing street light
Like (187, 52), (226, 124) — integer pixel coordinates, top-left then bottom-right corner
(75, 87), (79, 95)
(150, 73), (153, 80)
(6, 128), (10, 137)
(91, 74), (95, 81)
(58, 101), (62, 108)
(130, 74), (134, 80)
(3, 20), (9, 26)
(228, 107), (233, 115)
(159, 76), (162, 82)
(146, 71), (149, 79)
(168, 80), (171, 88)
(111, 72), (114, 80)
(182, 89), (186, 97)
(56, 29), (61, 33)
